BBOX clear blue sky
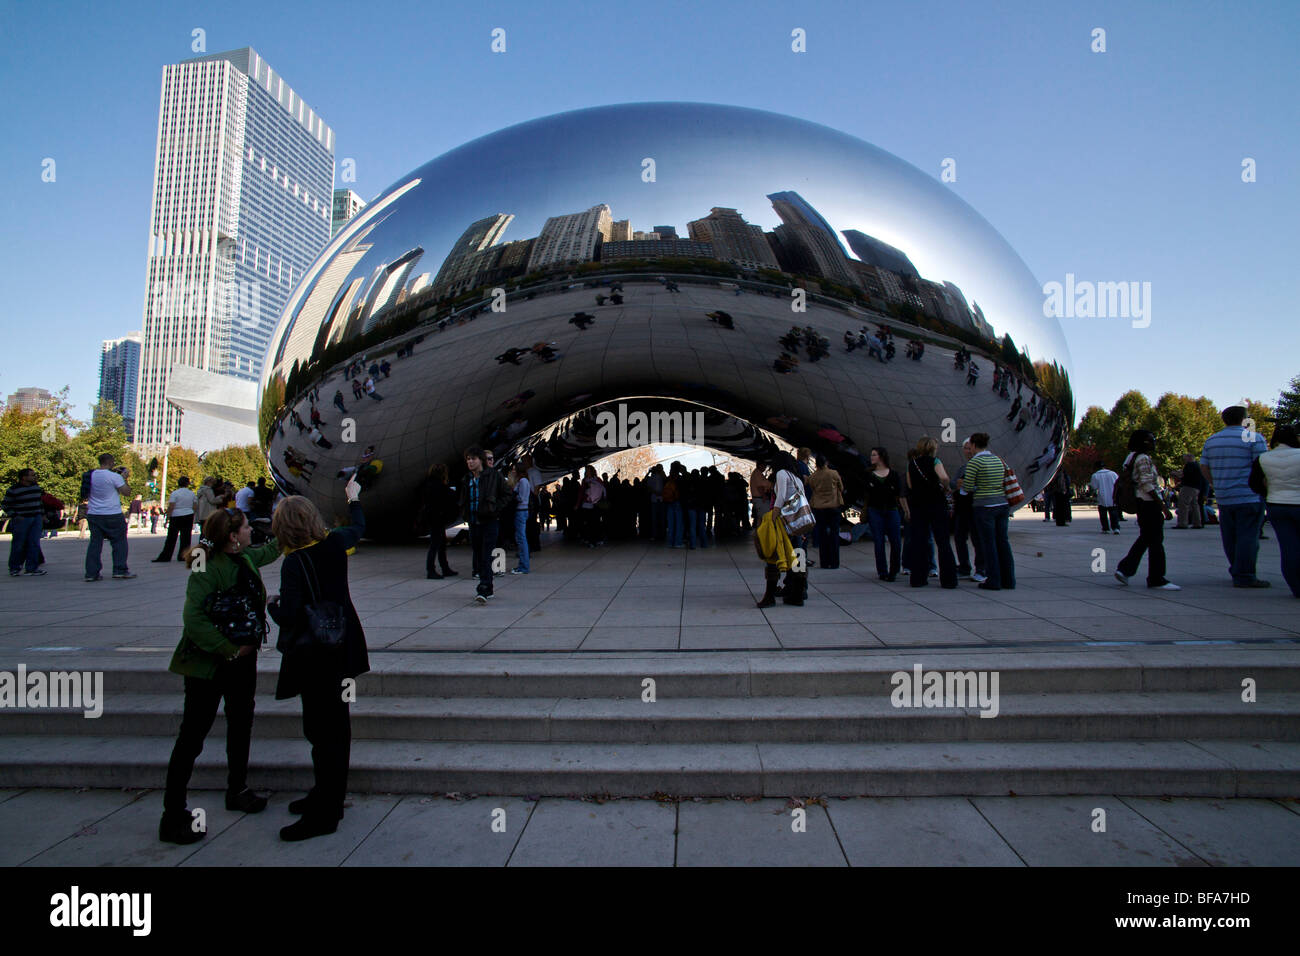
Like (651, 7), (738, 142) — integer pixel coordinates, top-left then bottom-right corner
(2, 0), (1296, 423)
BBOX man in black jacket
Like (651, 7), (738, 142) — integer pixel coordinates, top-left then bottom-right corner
(459, 447), (513, 603)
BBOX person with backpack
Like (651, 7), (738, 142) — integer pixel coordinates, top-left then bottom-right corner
(159, 507), (280, 844)
(267, 479), (367, 841)
(962, 433), (1015, 590)
(1114, 430), (1181, 590)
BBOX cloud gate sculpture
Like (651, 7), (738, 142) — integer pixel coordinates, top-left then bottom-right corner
(260, 102), (1073, 538)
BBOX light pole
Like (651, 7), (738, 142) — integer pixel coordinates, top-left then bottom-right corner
(159, 434), (172, 506)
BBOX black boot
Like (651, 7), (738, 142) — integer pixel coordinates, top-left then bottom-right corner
(782, 572), (806, 606)
(158, 809), (204, 845)
(281, 815), (339, 842)
(756, 565), (780, 608)
(226, 787), (268, 813)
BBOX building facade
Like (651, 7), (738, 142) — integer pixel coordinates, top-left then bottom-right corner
(135, 46), (334, 449)
(331, 188), (366, 236)
(5, 387), (55, 415)
(98, 333), (143, 436)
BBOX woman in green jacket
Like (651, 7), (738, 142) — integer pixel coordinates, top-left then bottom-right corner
(159, 507), (281, 844)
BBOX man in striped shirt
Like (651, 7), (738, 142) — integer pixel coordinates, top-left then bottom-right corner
(964, 432), (1016, 590)
(3, 469), (47, 576)
(1200, 406), (1270, 588)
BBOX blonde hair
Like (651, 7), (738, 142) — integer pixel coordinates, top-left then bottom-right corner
(913, 435), (939, 459)
(271, 496), (331, 551)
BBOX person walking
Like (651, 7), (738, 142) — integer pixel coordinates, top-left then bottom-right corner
(419, 463), (457, 579)
(1201, 406), (1270, 588)
(771, 452), (812, 604)
(1090, 461), (1121, 534)
(267, 480), (368, 841)
(153, 476), (197, 562)
(128, 494), (144, 530)
(808, 454), (845, 569)
(459, 447), (513, 603)
(1115, 430), (1181, 590)
(1175, 454), (1205, 528)
(864, 448), (908, 581)
(963, 433), (1015, 591)
(333, 389), (348, 415)
(84, 454), (134, 581)
(952, 440), (984, 581)
(149, 505), (161, 534)
(1252, 425), (1300, 597)
(511, 462), (532, 574)
(904, 436), (958, 588)
(4, 469), (47, 576)
(159, 507), (279, 844)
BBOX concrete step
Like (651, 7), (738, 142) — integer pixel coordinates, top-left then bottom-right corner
(1, 735), (1296, 797)
(4, 692), (1298, 742)
(16, 653), (1300, 699)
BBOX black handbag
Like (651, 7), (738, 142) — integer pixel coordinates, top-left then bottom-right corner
(296, 548), (347, 648)
(203, 589), (265, 646)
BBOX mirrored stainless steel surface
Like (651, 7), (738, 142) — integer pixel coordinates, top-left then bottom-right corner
(260, 103), (1073, 537)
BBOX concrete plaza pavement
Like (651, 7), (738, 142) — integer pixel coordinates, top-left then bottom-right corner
(1, 507), (1298, 865)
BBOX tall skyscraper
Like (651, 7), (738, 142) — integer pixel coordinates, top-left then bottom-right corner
(135, 47), (334, 449)
(767, 191), (857, 289)
(331, 189), (366, 235)
(841, 230), (920, 278)
(98, 333), (143, 436)
(5, 387), (55, 415)
(526, 204), (612, 272)
(430, 214), (514, 299)
(686, 207), (779, 270)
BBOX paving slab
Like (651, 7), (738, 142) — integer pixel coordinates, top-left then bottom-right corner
(828, 796), (1024, 866)
(0, 788), (142, 865)
(970, 796), (1208, 866)
(343, 796), (532, 866)
(507, 797), (676, 866)
(1119, 796), (1300, 866)
(676, 798), (845, 866)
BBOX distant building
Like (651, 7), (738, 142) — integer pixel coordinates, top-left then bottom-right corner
(600, 239), (713, 262)
(653, 225), (679, 240)
(766, 191), (857, 289)
(98, 333), (143, 435)
(608, 220), (633, 242)
(841, 230), (920, 278)
(331, 189), (366, 235)
(5, 387), (55, 415)
(686, 208), (779, 271)
(527, 204), (612, 272)
(632, 231), (661, 241)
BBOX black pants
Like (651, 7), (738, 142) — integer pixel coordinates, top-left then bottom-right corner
(1117, 499), (1167, 586)
(155, 513), (194, 561)
(814, 508), (841, 568)
(470, 519), (499, 595)
(907, 501), (958, 588)
(952, 503), (982, 574)
(1099, 505), (1122, 532)
(1054, 493), (1072, 525)
(163, 654), (256, 812)
(300, 678), (351, 819)
(426, 529), (451, 576)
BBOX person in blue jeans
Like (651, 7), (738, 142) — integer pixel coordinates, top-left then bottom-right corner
(665, 463), (685, 548)
(3, 469), (47, 576)
(1201, 405), (1271, 588)
(83, 453), (135, 581)
(964, 433), (1016, 590)
(511, 463), (531, 574)
(863, 447), (907, 581)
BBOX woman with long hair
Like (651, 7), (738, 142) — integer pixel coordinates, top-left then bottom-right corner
(160, 507), (280, 844)
(761, 451), (811, 606)
(267, 480), (368, 841)
(1115, 430), (1181, 590)
(904, 436), (958, 588)
(864, 447), (909, 581)
(1252, 424), (1300, 596)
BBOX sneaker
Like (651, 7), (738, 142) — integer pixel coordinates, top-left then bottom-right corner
(84, 575), (102, 582)
(970, 572), (987, 584)
(23, 569), (47, 576)
(1112, 530), (1120, 535)
(1233, 580), (1271, 589)
(9, 570), (20, 577)
(510, 568), (528, 574)
(474, 594), (488, 605)
(112, 572), (137, 580)
(1114, 570), (1130, 586)
(1151, 582), (1182, 591)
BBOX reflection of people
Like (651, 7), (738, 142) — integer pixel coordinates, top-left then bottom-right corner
(570, 312), (595, 330)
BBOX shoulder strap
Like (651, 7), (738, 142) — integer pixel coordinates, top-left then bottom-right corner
(297, 547), (322, 606)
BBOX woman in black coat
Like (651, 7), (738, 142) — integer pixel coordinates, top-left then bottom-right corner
(419, 462), (457, 579)
(267, 479), (368, 841)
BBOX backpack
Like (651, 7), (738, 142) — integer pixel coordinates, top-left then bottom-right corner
(1115, 458), (1141, 514)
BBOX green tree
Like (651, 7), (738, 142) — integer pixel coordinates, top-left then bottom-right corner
(1240, 398), (1275, 445)
(1276, 374), (1300, 426)
(1099, 390), (1152, 468)
(202, 445), (270, 489)
(1074, 406), (1109, 456)
(1142, 393), (1221, 477)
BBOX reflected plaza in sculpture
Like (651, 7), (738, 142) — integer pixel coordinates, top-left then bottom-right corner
(261, 103), (1073, 538)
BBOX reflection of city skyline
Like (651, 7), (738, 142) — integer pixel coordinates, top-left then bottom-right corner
(290, 188), (1000, 368)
